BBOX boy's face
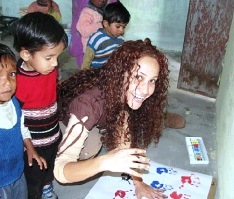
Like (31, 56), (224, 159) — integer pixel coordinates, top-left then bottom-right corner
(91, 0), (107, 8)
(103, 21), (128, 38)
(0, 61), (16, 104)
(20, 42), (64, 75)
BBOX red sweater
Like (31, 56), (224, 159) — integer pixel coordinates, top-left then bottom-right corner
(16, 59), (61, 149)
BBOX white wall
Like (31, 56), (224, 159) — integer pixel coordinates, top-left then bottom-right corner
(121, 0), (189, 52)
(1, 0), (72, 25)
(216, 13), (234, 198)
(1, 0), (189, 53)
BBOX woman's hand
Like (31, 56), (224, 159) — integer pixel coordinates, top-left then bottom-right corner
(133, 177), (168, 199)
(100, 148), (150, 178)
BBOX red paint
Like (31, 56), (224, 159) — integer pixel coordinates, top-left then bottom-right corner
(179, 174), (200, 188)
(113, 189), (134, 199)
(170, 191), (183, 199)
(181, 176), (192, 187)
(115, 190), (126, 198)
(170, 191), (191, 199)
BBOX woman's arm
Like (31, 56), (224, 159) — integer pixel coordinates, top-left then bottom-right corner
(54, 114), (150, 183)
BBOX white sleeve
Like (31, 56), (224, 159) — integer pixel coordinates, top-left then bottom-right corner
(21, 112), (31, 140)
(54, 114), (89, 183)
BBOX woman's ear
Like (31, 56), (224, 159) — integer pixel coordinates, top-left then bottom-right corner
(19, 49), (31, 61)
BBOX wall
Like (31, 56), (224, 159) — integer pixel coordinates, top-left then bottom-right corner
(1, 0), (72, 25)
(121, 0), (189, 52)
(1, 0), (189, 52)
(216, 12), (234, 198)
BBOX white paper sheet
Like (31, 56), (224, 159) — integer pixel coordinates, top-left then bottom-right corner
(85, 161), (212, 199)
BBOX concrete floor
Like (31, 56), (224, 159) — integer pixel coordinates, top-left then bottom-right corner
(1, 35), (217, 199)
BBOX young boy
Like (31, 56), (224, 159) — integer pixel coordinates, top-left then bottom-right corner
(27, 0), (63, 80)
(13, 12), (68, 199)
(0, 43), (47, 199)
(81, 1), (130, 70)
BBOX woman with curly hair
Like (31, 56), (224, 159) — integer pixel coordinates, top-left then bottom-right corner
(54, 38), (169, 199)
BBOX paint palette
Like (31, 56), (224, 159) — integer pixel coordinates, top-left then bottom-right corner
(185, 137), (209, 164)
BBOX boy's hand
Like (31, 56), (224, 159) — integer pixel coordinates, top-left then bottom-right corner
(23, 138), (47, 170)
(26, 147), (47, 170)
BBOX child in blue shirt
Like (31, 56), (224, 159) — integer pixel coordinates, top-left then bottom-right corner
(0, 43), (46, 199)
(81, 1), (130, 69)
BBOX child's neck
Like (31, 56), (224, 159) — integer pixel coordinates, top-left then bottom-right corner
(102, 28), (114, 38)
(22, 62), (35, 71)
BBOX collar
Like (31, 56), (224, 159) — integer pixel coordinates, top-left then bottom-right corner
(87, 1), (104, 15)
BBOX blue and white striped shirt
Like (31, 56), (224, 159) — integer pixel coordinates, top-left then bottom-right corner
(87, 28), (124, 68)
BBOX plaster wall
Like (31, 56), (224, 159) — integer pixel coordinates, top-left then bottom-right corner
(216, 13), (234, 198)
(1, 0), (72, 25)
(1, 0), (189, 52)
(121, 0), (189, 51)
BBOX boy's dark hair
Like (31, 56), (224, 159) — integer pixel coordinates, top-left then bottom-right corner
(103, 2), (130, 24)
(0, 43), (16, 67)
(13, 12), (68, 54)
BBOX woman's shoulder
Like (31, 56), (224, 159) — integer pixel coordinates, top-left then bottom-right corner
(69, 87), (105, 130)
(83, 86), (102, 94)
(78, 87), (104, 103)
(70, 87), (104, 106)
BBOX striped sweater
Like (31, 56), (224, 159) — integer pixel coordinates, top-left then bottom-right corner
(15, 59), (62, 149)
(86, 28), (124, 68)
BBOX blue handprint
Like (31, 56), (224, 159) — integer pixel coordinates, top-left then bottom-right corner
(151, 181), (173, 191)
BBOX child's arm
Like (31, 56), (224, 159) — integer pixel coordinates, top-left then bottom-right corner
(81, 46), (95, 70)
(21, 113), (47, 170)
(23, 138), (47, 170)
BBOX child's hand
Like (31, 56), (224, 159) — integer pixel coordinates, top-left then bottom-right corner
(26, 147), (47, 170)
(23, 138), (47, 170)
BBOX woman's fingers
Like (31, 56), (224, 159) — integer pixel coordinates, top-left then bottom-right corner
(122, 148), (151, 176)
(131, 161), (149, 170)
(133, 154), (149, 163)
(128, 148), (147, 155)
(105, 148), (150, 176)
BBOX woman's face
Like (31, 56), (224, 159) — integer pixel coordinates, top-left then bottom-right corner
(125, 56), (160, 110)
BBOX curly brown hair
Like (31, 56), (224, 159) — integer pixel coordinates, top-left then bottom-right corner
(57, 38), (169, 150)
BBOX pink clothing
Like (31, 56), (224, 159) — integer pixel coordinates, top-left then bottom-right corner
(69, 0), (117, 67)
(76, 7), (103, 53)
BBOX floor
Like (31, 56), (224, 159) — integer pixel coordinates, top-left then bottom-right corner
(1, 35), (217, 199)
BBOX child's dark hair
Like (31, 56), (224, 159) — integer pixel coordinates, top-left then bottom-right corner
(13, 12), (68, 54)
(103, 2), (130, 24)
(0, 43), (16, 68)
